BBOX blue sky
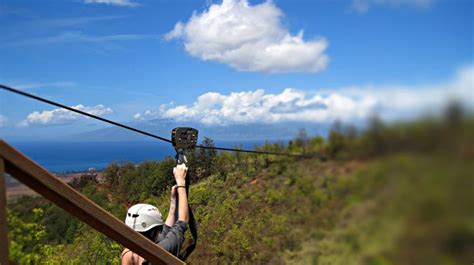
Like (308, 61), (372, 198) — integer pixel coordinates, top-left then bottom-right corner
(0, 0), (472, 140)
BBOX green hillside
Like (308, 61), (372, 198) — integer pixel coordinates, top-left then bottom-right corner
(7, 108), (474, 264)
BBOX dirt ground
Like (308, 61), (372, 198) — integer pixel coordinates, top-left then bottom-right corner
(6, 172), (103, 200)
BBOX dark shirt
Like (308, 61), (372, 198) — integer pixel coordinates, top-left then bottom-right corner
(158, 220), (187, 256)
(142, 220), (187, 265)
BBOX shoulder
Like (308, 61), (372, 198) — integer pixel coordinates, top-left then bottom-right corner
(121, 249), (131, 265)
(121, 249), (145, 265)
(121, 248), (131, 257)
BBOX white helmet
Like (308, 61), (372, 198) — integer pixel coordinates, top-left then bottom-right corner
(125, 204), (163, 232)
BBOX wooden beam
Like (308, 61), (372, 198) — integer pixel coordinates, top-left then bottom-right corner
(0, 140), (184, 265)
(0, 158), (9, 265)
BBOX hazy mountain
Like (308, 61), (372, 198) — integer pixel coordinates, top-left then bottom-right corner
(73, 119), (332, 142)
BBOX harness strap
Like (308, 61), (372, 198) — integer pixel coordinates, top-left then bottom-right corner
(178, 173), (197, 260)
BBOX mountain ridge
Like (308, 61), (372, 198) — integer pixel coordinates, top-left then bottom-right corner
(70, 119), (332, 142)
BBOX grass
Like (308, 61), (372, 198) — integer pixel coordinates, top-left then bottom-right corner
(165, 152), (473, 264)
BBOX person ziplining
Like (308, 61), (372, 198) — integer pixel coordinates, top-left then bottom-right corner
(121, 164), (189, 264)
(122, 128), (199, 263)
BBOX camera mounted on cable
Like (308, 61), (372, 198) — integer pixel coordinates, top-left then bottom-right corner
(171, 127), (198, 165)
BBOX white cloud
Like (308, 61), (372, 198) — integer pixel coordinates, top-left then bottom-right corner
(0, 115), (7, 127)
(350, 0), (433, 13)
(144, 89), (376, 125)
(165, 0), (329, 73)
(135, 65), (473, 125)
(83, 0), (139, 7)
(20, 104), (113, 126)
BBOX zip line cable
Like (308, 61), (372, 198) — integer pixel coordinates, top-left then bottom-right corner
(1, 84), (305, 158)
(0, 84), (172, 143)
(196, 144), (303, 157)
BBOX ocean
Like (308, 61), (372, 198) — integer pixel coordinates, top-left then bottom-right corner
(8, 140), (266, 173)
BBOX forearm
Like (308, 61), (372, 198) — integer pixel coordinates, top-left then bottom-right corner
(177, 188), (189, 223)
(165, 199), (176, 226)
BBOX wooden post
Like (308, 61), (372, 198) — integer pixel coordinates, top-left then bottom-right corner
(0, 158), (9, 265)
(0, 140), (184, 265)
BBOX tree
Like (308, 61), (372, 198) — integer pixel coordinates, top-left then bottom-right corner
(103, 162), (120, 188)
(444, 100), (464, 127)
(187, 137), (218, 182)
(366, 114), (385, 155)
(8, 208), (61, 263)
(328, 120), (346, 158)
(295, 128), (310, 154)
(69, 172), (97, 190)
(310, 136), (325, 154)
(200, 137), (218, 178)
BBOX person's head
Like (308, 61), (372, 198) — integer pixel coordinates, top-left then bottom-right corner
(125, 204), (163, 241)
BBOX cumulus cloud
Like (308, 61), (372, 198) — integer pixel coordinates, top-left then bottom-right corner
(83, 0), (139, 7)
(135, 66), (473, 125)
(20, 104), (113, 126)
(350, 0), (433, 13)
(0, 115), (7, 127)
(165, 0), (329, 73)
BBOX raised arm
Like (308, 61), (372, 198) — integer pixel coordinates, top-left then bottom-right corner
(173, 164), (189, 223)
(155, 165), (188, 256)
(165, 185), (177, 227)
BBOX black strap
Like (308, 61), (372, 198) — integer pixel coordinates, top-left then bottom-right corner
(178, 173), (198, 260)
